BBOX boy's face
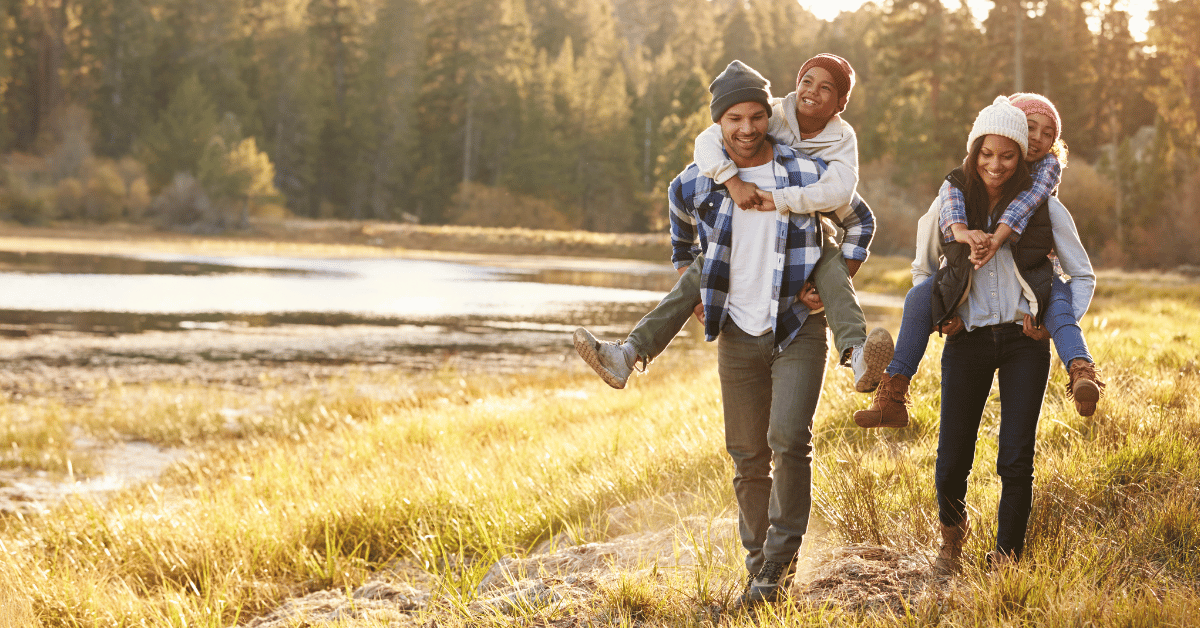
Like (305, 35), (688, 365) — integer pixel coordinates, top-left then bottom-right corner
(719, 101), (771, 166)
(1025, 113), (1055, 162)
(794, 66), (839, 122)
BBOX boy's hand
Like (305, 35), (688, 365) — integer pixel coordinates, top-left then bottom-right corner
(752, 188), (776, 212)
(726, 176), (762, 210)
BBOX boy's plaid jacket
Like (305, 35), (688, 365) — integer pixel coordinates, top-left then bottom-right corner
(668, 136), (874, 351)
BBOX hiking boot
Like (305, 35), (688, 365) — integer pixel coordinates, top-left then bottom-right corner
(853, 372), (910, 428)
(848, 327), (894, 393)
(985, 549), (1017, 572)
(573, 327), (634, 389)
(733, 559), (791, 610)
(1066, 359), (1105, 417)
(933, 517), (970, 575)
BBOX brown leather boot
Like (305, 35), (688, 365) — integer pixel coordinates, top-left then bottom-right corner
(933, 517), (970, 575)
(1066, 359), (1105, 417)
(853, 373), (910, 428)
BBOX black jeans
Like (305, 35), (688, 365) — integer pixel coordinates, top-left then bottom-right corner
(935, 323), (1050, 558)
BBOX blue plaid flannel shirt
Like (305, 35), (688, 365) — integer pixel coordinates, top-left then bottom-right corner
(939, 153), (1062, 243)
(668, 137), (875, 352)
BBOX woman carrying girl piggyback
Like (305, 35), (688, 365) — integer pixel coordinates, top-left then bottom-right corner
(854, 92), (1105, 430)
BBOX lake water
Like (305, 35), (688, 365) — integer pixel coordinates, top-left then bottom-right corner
(0, 250), (678, 334)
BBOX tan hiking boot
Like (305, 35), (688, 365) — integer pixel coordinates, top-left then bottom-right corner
(853, 372), (910, 428)
(933, 517), (970, 575)
(1066, 359), (1105, 417)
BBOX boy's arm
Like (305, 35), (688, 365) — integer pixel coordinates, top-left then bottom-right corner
(999, 154), (1062, 238)
(822, 192), (874, 264)
(668, 177), (700, 270)
(693, 123), (760, 209)
(770, 121), (858, 216)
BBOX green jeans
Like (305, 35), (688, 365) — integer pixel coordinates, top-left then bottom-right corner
(626, 238), (867, 364)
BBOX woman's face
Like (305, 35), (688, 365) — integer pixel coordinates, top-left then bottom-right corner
(976, 135), (1022, 192)
(1025, 113), (1056, 162)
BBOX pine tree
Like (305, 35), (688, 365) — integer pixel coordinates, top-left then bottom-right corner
(137, 74), (219, 189)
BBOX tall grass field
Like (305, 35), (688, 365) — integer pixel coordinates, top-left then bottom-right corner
(1, 250), (1198, 626)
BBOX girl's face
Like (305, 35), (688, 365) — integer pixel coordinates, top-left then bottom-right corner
(1025, 113), (1056, 162)
(976, 135), (1022, 193)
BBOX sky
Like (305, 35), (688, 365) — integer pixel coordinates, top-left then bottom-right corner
(796, 0), (1156, 41)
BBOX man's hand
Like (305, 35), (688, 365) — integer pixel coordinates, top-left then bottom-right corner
(799, 281), (823, 311)
(845, 258), (862, 278)
(935, 314), (964, 336)
(726, 176), (762, 211)
(1022, 314), (1049, 341)
(752, 188), (776, 212)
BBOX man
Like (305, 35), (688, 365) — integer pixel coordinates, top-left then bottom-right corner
(667, 61), (875, 608)
(573, 54), (891, 395)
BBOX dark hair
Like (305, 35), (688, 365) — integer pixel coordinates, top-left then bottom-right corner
(962, 134), (1032, 227)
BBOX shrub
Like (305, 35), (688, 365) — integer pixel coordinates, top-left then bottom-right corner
(149, 173), (216, 229)
(127, 177), (151, 220)
(54, 177), (86, 219)
(84, 161), (127, 222)
(450, 181), (574, 230)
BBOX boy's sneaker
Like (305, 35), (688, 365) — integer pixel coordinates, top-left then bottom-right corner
(733, 560), (791, 610)
(849, 327), (894, 393)
(573, 327), (634, 389)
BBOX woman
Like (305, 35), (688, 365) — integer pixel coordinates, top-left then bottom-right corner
(911, 97), (1095, 572)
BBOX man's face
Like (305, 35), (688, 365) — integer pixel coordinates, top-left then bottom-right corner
(719, 101), (770, 165)
(794, 66), (839, 121)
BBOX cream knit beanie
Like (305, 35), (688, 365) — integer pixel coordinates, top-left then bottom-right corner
(966, 95), (1029, 158)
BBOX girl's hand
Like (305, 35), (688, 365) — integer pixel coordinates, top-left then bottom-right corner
(970, 234), (1002, 269)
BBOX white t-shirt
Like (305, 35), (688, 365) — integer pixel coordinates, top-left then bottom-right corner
(727, 162), (780, 336)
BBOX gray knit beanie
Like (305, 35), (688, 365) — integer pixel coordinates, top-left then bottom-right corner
(966, 95), (1029, 158)
(709, 61), (772, 123)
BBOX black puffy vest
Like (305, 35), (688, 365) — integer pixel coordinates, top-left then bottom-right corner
(930, 168), (1055, 329)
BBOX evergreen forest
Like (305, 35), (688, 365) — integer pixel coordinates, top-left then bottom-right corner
(2, 0), (1198, 266)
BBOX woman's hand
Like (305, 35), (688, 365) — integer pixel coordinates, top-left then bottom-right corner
(936, 315), (964, 336)
(1022, 314), (1049, 340)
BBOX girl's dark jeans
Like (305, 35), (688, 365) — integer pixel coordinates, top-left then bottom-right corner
(935, 323), (1050, 558)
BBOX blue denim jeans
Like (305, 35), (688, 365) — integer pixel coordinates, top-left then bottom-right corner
(935, 323), (1050, 558)
(718, 313), (828, 576)
(1045, 276), (1091, 368)
(886, 275), (935, 379)
(888, 275), (1090, 379)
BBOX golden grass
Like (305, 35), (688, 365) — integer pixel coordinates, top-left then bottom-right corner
(0, 233), (1198, 625)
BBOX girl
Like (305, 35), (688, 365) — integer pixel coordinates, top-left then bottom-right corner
(854, 93), (1104, 429)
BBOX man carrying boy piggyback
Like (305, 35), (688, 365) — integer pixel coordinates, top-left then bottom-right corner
(575, 54), (892, 399)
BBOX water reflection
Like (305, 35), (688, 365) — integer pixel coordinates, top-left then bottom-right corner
(0, 251), (673, 335)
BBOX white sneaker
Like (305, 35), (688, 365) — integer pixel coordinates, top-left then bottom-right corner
(850, 327), (894, 393)
(573, 327), (634, 389)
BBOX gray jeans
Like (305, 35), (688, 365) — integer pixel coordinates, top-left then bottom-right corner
(718, 313), (828, 576)
(627, 237), (865, 365)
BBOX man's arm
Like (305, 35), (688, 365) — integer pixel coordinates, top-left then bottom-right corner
(821, 192), (874, 266)
(668, 176), (700, 270)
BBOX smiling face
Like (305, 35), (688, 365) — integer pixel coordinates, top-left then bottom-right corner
(975, 135), (1022, 194)
(793, 66), (839, 122)
(719, 101), (772, 167)
(1025, 112), (1056, 162)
